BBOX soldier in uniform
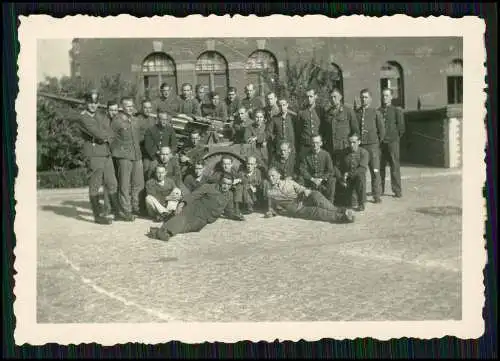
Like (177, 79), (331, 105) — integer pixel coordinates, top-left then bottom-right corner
(238, 155), (265, 214)
(136, 98), (158, 180)
(178, 83), (201, 116)
(201, 91), (228, 121)
(155, 146), (184, 191)
(231, 106), (251, 144)
(102, 99), (120, 218)
(264, 92), (280, 123)
(269, 141), (298, 181)
(144, 164), (182, 222)
(207, 155), (244, 216)
(337, 132), (370, 211)
(183, 160), (209, 192)
(143, 109), (178, 180)
(355, 88), (386, 204)
(226, 86), (242, 121)
(194, 84), (210, 112)
(241, 83), (265, 117)
(152, 83), (180, 115)
(297, 88), (324, 159)
(110, 96), (145, 219)
(298, 134), (338, 205)
(265, 168), (354, 223)
(243, 108), (269, 166)
(379, 88), (405, 198)
(147, 172), (245, 242)
(267, 98), (297, 161)
(178, 130), (207, 177)
(321, 88), (359, 165)
(77, 92), (121, 225)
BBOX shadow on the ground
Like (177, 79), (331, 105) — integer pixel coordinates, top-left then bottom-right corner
(62, 200), (92, 210)
(41, 204), (95, 224)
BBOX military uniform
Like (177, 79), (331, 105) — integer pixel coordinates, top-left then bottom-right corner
(178, 142), (207, 177)
(152, 95), (180, 115)
(78, 109), (119, 223)
(153, 183), (242, 241)
(269, 153), (297, 181)
(337, 146), (370, 209)
(267, 112), (297, 159)
(297, 105), (323, 157)
(378, 105), (405, 197)
(355, 106), (386, 201)
(207, 166), (243, 213)
(267, 180), (352, 223)
(264, 104), (280, 123)
(110, 111), (145, 215)
(178, 96), (201, 116)
(321, 104), (359, 164)
(238, 167), (265, 212)
(298, 149), (338, 204)
(183, 173), (209, 192)
(241, 96), (265, 116)
(201, 102), (228, 121)
(143, 123), (178, 180)
(226, 96), (242, 120)
(243, 123), (269, 166)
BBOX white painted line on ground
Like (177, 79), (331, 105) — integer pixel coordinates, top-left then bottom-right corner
(58, 250), (176, 322)
(336, 248), (460, 273)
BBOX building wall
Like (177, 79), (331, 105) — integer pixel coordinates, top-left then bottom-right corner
(73, 37), (462, 110)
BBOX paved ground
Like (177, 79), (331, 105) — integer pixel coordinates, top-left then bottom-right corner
(37, 167), (462, 323)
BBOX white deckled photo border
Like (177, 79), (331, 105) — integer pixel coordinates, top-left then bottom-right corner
(15, 14), (487, 345)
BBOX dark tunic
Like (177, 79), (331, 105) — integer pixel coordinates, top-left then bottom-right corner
(321, 105), (359, 152)
(143, 123), (178, 160)
(145, 177), (177, 207)
(110, 112), (143, 161)
(378, 105), (405, 142)
(355, 107), (386, 145)
(297, 106), (323, 150)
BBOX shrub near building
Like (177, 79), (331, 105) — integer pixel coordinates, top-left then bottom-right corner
(36, 74), (137, 188)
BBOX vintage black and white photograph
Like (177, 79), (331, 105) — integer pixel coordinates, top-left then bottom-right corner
(15, 15), (485, 344)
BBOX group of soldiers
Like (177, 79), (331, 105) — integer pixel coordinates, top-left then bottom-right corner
(75, 80), (405, 243)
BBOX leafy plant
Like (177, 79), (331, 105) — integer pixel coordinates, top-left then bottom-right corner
(36, 73), (139, 174)
(261, 58), (343, 111)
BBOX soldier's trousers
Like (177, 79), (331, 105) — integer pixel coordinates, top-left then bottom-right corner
(276, 191), (341, 222)
(347, 172), (367, 207)
(380, 141), (402, 195)
(304, 177), (337, 204)
(160, 205), (211, 236)
(88, 156), (117, 197)
(116, 158), (145, 214)
(360, 143), (382, 199)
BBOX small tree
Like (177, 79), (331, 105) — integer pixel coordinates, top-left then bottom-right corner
(37, 73), (139, 172)
(261, 58), (342, 112)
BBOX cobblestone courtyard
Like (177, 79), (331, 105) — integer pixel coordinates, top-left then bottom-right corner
(37, 167), (462, 323)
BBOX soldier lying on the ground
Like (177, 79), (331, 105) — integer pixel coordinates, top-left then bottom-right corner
(147, 172), (245, 242)
(265, 167), (355, 224)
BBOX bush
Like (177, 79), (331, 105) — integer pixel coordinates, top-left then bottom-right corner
(37, 168), (90, 189)
(37, 74), (139, 175)
(262, 59), (344, 111)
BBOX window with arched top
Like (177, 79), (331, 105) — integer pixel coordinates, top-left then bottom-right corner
(380, 61), (405, 108)
(329, 63), (344, 97)
(142, 52), (177, 99)
(195, 51), (229, 95)
(446, 59), (463, 104)
(245, 50), (279, 96)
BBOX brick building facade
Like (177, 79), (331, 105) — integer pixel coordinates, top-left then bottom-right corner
(70, 37), (463, 111)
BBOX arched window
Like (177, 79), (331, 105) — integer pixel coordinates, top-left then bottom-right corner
(142, 52), (177, 99)
(245, 50), (279, 96)
(329, 63), (343, 97)
(446, 59), (463, 104)
(195, 51), (229, 95)
(380, 61), (405, 108)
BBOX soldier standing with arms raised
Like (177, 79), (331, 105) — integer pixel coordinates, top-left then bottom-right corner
(379, 88), (405, 198)
(355, 89), (385, 204)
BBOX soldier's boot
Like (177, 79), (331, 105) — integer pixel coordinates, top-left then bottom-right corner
(89, 195), (112, 225)
(108, 192), (135, 222)
(332, 208), (355, 224)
